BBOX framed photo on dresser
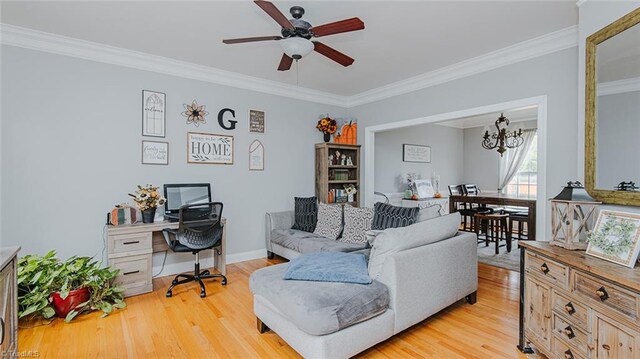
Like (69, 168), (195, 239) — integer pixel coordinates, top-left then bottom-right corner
(586, 210), (640, 268)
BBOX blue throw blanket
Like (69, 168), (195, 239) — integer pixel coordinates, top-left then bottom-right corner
(283, 252), (372, 284)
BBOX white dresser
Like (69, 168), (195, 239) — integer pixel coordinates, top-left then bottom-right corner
(401, 197), (449, 216)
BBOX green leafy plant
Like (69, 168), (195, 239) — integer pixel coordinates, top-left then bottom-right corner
(17, 250), (126, 323)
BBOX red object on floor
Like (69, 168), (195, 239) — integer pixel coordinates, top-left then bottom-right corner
(50, 287), (90, 318)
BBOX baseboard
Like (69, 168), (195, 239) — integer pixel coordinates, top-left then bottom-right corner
(151, 248), (267, 277)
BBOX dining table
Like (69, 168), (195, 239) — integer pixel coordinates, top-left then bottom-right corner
(448, 193), (537, 241)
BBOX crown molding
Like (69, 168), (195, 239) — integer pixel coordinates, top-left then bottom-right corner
(597, 77), (640, 96)
(1, 23), (578, 109)
(345, 26), (578, 107)
(576, 0), (588, 7)
(0, 23), (348, 107)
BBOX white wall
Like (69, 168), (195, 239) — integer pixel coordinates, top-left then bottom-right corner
(596, 91), (640, 189)
(1, 46), (347, 270)
(373, 123), (463, 193)
(462, 120), (537, 191)
(353, 48), (578, 240)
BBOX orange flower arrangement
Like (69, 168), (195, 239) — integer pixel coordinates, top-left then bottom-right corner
(316, 116), (338, 134)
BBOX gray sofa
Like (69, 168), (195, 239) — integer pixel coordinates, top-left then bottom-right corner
(265, 210), (368, 260)
(253, 211), (478, 358)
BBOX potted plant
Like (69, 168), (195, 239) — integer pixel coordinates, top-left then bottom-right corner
(129, 184), (166, 223)
(17, 251), (126, 323)
(316, 115), (338, 143)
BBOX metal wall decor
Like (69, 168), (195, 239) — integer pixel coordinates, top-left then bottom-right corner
(481, 113), (524, 156)
(182, 100), (209, 127)
(142, 90), (166, 137)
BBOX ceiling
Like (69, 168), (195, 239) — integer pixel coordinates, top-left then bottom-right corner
(1, 1), (578, 96)
(437, 106), (537, 129)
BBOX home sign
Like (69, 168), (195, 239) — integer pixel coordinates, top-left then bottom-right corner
(187, 132), (234, 165)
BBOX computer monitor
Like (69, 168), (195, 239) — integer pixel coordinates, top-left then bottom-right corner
(163, 183), (212, 215)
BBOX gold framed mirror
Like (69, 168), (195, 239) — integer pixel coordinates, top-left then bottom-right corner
(585, 7), (640, 205)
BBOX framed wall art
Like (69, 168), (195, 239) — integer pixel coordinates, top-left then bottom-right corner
(249, 140), (264, 171)
(586, 210), (640, 268)
(403, 144), (431, 163)
(249, 109), (266, 133)
(142, 90), (166, 137)
(187, 132), (234, 165)
(142, 141), (168, 165)
(411, 179), (435, 199)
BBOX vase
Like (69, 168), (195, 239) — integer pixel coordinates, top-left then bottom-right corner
(142, 208), (156, 223)
(323, 133), (331, 143)
(50, 287), (90, 318)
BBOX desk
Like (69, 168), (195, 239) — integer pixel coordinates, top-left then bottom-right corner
(449, 194), (536, 241)
(106, 219), (226, 297)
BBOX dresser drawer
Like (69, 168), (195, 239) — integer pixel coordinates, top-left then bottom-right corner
(111, 254), (152, 296)
(109, 232), (152, 256)
(525, 252), (569, 290)
(552, 313), (590, 357)
(551, 335), (587, 359)
(552, 291), (590, 331)
(572, 271), (638, 324)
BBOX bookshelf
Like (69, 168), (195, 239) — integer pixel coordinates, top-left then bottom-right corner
(315, 143), (361, 206)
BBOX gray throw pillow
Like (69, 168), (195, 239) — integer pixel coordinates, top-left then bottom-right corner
(371, 202), (419, 230)
(291, 196), (317, 232)
(313, 202), (343, 240)
(340, 206), (374, 244)
(416, 204), (442, 222)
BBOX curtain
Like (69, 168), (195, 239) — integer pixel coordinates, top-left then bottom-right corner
(498, 129), (537, 193)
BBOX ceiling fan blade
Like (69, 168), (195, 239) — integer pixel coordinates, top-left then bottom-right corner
(311, 17), (365, 37)
(222, 36), (282, 44)
(254, 0), (294, 30)
(313, 42), (354, 67)
(277, 53), (294, 71)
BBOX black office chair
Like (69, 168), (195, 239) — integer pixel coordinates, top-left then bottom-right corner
(162, 202), (227, 298)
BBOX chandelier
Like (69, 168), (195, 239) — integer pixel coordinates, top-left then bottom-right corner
(482, 113), (524, 156)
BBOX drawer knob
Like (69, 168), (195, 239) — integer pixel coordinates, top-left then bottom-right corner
(564, 302), (576, 315)
(563, 325), (575, 339)
(596, 286), (609, 301)
(540, 263), (550, 274)
(602, 344), (611, 351)
(0, 317), (4, 346)
(564, 349), (574, 359)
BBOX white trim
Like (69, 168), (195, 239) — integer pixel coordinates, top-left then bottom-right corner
(347, 27), (577, 107)
(1, 23), (577, 108)
(434, 116), (538, 129)
(576, 0), (588, 7)
(364, 95), (548, 241)
(0, 24), (346, 107)
(226, 249), (267, 264)
(597, 77), (640, 96)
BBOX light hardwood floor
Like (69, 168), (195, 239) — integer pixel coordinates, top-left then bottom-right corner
(19, 259), (541, 358)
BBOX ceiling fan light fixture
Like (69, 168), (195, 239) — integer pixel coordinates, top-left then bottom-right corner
(280, 37), (314, 59)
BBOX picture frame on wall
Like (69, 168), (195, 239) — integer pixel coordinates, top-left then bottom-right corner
(586, 210), (640, 268)
(249, 109), (266, 133)
(142, 90), (166, 137)
(187, 132), (234, 165)
(403, 144), (431, 163)
(141, 140), (169, 165)
(249, 140), (265, 171)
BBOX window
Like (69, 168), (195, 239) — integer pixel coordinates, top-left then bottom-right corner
(505, 134), (537, 198)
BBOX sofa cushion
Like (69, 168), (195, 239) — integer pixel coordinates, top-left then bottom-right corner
(250, 263), (389, 335)
(313, 202), (343, 239)
(291, 196), (317, 233)
(371, 202), (419, 230)
(271, 229), (367, 254)
(416, 204), (442, 223)
(367, 212), (461, 279)
(340, 206), (374, 244)
(283, 252), (371, 284)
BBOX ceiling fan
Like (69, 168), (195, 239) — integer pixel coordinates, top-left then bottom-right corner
(222, 0), (364, 71)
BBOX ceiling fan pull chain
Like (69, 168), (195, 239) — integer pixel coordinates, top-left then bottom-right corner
(296, 59), (299, 86)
